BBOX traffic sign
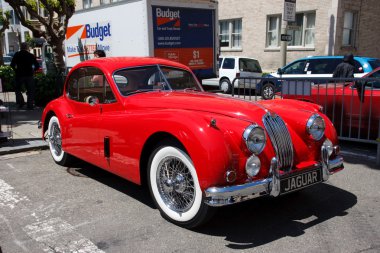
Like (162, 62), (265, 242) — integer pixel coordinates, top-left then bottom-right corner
(283, 0), (296, 22)
(281, 34), (292, 42)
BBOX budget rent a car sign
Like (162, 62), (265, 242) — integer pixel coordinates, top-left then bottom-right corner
(65, 21), (112, 66)
(152, 6), (215, 78)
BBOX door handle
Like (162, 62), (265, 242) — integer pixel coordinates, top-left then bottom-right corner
(66, 113), (74, 118)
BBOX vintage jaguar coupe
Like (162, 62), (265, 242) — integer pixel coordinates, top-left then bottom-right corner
(41, 57), (344, 228)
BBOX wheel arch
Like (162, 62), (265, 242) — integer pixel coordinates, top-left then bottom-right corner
(258, 80), (275, 92)
(42, 111), (57, 139)
(219, 76), (230, 83)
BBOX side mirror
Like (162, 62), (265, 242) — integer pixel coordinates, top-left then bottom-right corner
(277, 68), (284, 75)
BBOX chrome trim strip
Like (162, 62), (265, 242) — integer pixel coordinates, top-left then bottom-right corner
(204, 155), (344, 207)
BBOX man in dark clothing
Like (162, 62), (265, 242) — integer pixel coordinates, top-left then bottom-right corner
(332, 53), (355, 78)
(10, 42), (39, 109)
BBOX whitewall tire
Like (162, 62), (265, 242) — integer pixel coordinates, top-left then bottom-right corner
(47, 116), (73, 166)
(148, 144), (213, 228)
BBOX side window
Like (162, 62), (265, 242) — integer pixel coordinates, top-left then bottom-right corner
(239, 58), (262, 73)
(283, 60), (306, 74)
(218, 58), (223, 69)
(66, 67), (116, 104)
(308, 59), (337, 74)
(222, 58), (235, 69)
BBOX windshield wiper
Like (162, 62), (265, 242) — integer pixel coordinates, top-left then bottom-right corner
(183, 88), (201, 92)
(126, 89), (155, 95)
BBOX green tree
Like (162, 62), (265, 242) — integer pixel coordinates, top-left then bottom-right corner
(4, 0), (75, 74)
(0, 9), (11, 65)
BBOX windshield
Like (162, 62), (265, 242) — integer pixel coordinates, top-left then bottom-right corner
(368, 59), (380, 70)
(113, 65), (201, 96)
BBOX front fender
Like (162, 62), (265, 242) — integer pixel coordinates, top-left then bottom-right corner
(125, 109), (251, 190)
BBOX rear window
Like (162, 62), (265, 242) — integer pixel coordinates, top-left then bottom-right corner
(222, 58), (235, 69)
(368, 59), (380, 69)
(239, 58), (262, 73)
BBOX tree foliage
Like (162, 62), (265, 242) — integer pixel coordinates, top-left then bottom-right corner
(4, 0), (75, 73)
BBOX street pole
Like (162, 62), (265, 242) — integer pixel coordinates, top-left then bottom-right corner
(281, 0), (296, 67)
(280, 20), (288, 67)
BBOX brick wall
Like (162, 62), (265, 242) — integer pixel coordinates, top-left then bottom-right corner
(335, 0), (380, 58)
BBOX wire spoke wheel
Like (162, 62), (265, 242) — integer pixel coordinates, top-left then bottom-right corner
(157, 156), (195, 212)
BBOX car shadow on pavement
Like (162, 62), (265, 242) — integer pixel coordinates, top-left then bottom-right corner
(195, 183), (357, 249)
(64, 160), (156, 209)
(59, 158), (357, 250)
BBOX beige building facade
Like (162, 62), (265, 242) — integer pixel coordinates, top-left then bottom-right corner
(218, 0), (380, 71)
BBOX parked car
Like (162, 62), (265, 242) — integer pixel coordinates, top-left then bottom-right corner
(202, 56), (262, 93)
(258, 55), (380, 100)
(41, 57), (344, 228)
(283, 67), (380, 139)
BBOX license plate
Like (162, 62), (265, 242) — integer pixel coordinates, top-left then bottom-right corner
(280, 168), (322, 194)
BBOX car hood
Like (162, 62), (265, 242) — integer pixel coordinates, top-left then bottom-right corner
(124, 91), (320, 123)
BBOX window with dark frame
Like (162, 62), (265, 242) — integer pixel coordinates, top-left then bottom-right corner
(342, 11), (357, 47)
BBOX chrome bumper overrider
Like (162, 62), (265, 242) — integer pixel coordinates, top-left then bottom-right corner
(204, 150), (343, 207)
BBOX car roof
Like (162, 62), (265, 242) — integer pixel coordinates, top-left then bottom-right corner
(295, 55), (378, 61)
(219, 56), (259, 61)
(71, 57), (192, 73)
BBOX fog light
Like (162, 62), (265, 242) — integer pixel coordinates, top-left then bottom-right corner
(322, 139), (333, 157)
(246, 155), (261, 177)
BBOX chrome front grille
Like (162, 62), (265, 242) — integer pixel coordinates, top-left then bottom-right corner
(263, 112), (294, 170)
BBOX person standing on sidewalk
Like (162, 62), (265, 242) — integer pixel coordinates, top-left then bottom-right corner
(10, 42), (40, 110)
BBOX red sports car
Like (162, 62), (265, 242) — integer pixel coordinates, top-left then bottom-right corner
(283, 67), (380, 139)
(41, 57), (344, 228)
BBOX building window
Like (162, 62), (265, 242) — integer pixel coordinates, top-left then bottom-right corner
(219, 19), (242, 50)
(267, 15), (280, 47)
(342, 11), (357, 46)
(9, 10), (20, 25)
(101, 0), (119, 4)
(287, 12), (315, 47)
(83, 0), (92, 9)
(267, 12), (315, 48)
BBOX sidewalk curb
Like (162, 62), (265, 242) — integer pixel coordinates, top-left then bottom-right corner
(0, 140), (49, 156)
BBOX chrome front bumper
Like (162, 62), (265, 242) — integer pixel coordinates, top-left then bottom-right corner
(204, 148), (343, 207)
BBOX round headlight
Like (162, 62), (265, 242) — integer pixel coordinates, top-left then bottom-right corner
(306, 114), (325, 140)
(243, 125), (266, 154)
(246, 155), (261, 177)
(322, 138), (334, 157)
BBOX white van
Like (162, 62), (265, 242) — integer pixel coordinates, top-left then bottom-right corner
(202, 56), (262, 93)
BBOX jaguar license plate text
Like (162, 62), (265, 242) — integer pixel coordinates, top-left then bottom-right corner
(280, 168), (322, 194)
